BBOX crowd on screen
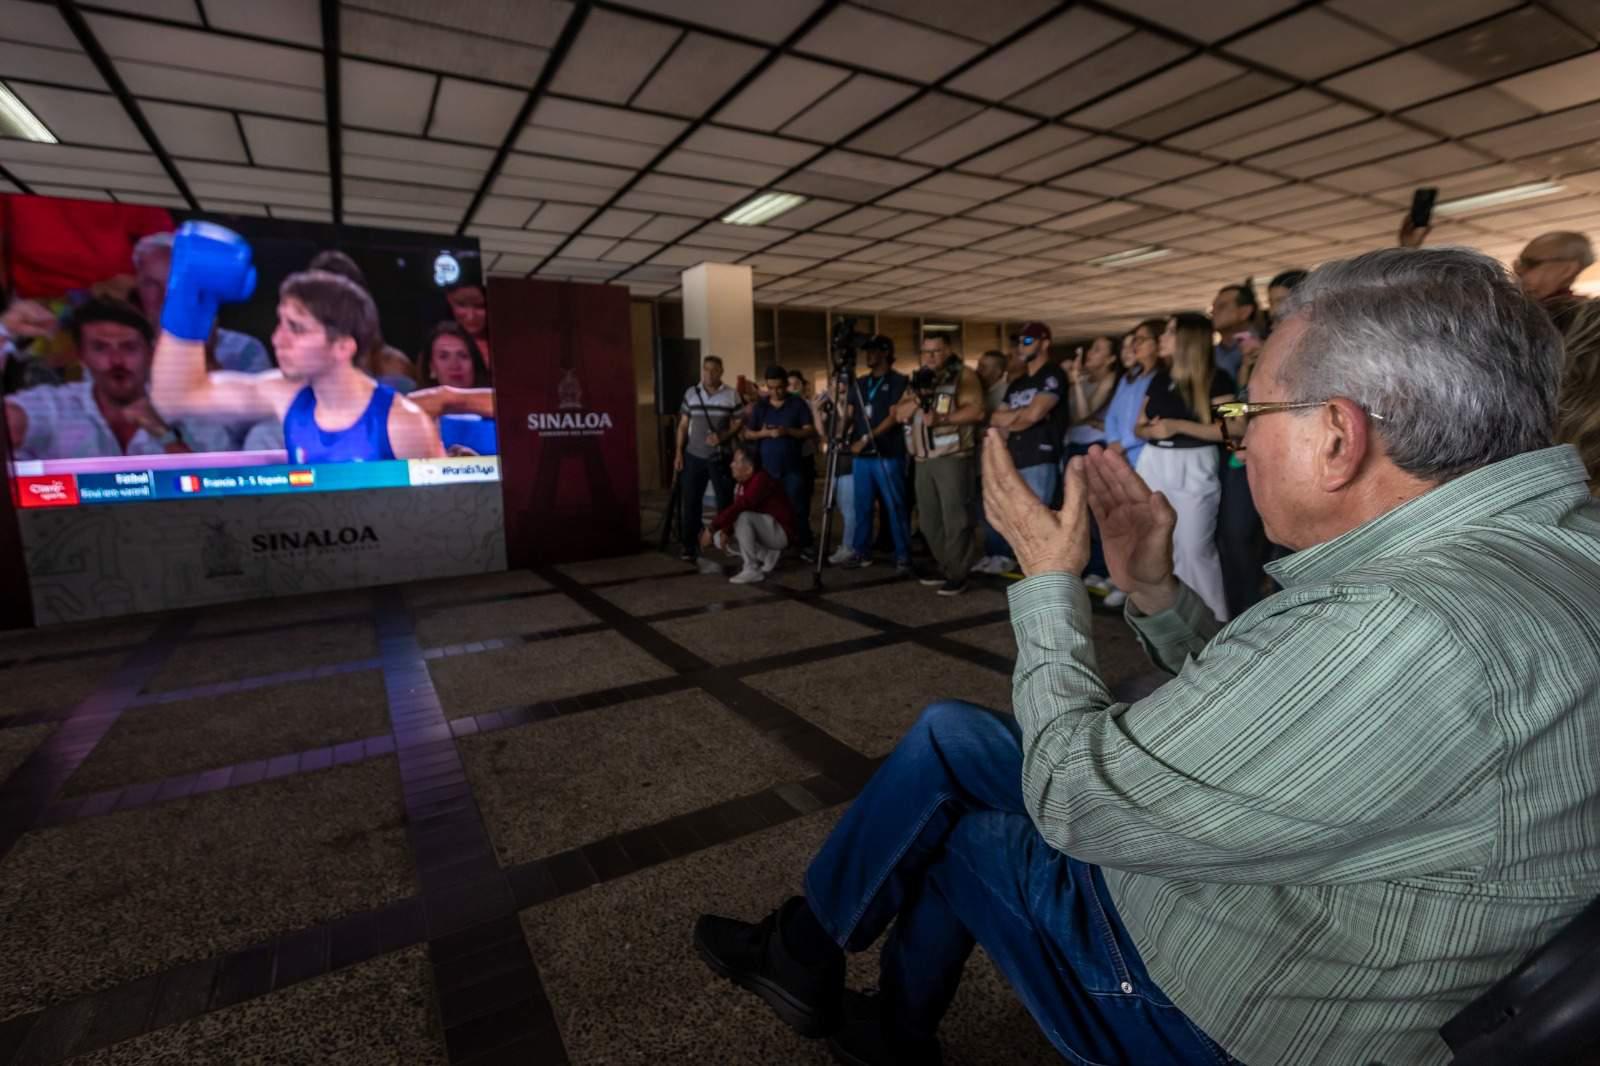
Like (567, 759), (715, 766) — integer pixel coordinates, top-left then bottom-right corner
(0, 198), (498, 464)
(686, 222), (1600, 620)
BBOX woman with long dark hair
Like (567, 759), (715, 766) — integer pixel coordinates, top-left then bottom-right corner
(408, 321), (496, 455)
(1134, 312), (1235, 621)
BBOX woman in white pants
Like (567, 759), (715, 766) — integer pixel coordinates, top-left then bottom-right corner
(1134, 312), (1236, 622)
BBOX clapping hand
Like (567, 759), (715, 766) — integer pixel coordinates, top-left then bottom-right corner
(980, 429), (1090, 577)
(1082, 445), (1178, 612)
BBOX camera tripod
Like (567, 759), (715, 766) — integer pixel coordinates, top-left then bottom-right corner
(812, 361), (880, 590)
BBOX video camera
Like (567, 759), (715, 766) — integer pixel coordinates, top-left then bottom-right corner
(909, 355), (964, 412)
(830, 316), (875, 373)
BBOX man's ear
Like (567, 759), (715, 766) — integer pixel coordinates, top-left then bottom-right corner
(1318, 397), (1371, 491)
(332, 333), (360, 364)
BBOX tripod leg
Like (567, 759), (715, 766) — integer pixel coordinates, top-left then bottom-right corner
(659, 473), (682, 550)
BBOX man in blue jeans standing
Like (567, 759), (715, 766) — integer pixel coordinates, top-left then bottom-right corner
(974, 322), (1062, 576)
(844, 336), (914, 576)
(744, 365), (817, 560)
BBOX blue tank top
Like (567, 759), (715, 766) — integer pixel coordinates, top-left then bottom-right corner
(282, 383), (397, 464)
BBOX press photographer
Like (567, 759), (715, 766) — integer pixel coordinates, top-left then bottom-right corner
(896, 334), (985, 595)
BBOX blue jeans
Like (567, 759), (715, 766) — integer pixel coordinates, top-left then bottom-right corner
(833, 472), (856, 551)
(804, 701), (1236, 1065)
(981, 461), (1060, 559)
(851, 456), (912, 563)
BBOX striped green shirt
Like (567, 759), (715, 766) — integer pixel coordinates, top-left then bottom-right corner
(1008, 445), (1600, 1065)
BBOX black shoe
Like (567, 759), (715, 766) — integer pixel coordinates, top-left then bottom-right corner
(895, 561), (920, 580)
(694, 898), (844, 1039)
(842, 555), (874, 570)
(800, 547), (818, 563)
(679, 549), (696, 562)
(827, 990), (943, 1066)
(936, 579), (967, 597)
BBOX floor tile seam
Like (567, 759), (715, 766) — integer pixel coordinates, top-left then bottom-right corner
(129, 658), (387, 707)
(582, 567), (703, 591)
(408, 586), (565, 614)
(0, 893), (434, 1065)
(35, 734), (397, 827)
(0, 640), (146, 672)
(371, 588), (570, 1066)
(179, 610), (377, 646)
(0, 615), (197, 863)
(535, 567), (713, 674)
(418, 622), (613, 660)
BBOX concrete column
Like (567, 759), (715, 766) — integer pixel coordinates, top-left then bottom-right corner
(681, 263), (755, 384)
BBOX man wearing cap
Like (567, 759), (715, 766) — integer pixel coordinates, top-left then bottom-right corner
(845, 336), (915, 575)
(977, 324), (1063, 575)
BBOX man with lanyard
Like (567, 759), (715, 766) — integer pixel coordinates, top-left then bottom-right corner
(845, 336), (914, 575)
(674, 354), (742, 562)
(977, 323), (1063, 575)
(897, 334), (986, 595)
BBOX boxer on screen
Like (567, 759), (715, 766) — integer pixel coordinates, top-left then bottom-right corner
(149, 222), (443, 463)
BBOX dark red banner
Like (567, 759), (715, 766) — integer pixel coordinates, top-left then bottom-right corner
(489, 277), (639, 566)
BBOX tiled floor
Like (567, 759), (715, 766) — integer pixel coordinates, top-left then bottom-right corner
(0, 551), (1162, 1065)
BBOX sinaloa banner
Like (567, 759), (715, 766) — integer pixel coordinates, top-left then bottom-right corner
(16, 482), (505, 624)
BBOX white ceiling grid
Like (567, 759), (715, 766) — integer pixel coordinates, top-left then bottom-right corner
(1, 0), (1597, 330)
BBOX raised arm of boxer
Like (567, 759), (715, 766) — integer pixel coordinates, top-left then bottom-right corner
(150, 223), (294, 422)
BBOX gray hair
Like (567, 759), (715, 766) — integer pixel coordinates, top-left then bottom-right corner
(1525, 230), (1595, 269)
(1276, 247), (1561, 482)
(131, 230), (174, 270)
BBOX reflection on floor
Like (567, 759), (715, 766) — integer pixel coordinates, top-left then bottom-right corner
(0, 551), (1156, 1065)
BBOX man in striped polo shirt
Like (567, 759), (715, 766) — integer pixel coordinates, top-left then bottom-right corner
(694, 248), (1600, 1065)
(675, 355), (743, 563)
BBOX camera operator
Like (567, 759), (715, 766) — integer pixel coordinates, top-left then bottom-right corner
(844, 335), (914, 575)
(894, 334), (985, 594)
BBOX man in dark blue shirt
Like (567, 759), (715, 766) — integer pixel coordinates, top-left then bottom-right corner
(744, 365), (817, 556)
(846, 336), (913, 574)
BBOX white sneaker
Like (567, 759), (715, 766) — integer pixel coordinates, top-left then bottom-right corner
(759, 547), (782, 573)
(1103, 588), (1127, 608)
(729, 568), (765, 585)
(1083, 574), (1110, 591)
(972, 555), (998, 574)
(828, 544), (856, 564)
(992, 556), (1018, 575)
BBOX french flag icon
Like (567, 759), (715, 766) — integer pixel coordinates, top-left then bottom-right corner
(177, 475), (201, 493)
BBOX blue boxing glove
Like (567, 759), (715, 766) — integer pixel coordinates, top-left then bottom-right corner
(161, 221), (256, 341)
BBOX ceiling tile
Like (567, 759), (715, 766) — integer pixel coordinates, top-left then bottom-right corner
(83, 0), (199, 24)
(1049, 166), (1157, 196)
(344, 130), (494, 169)
(0, 0), (79, 49)
(631, 214), (700, 241)
(426, 78), (524, 146)
(876, 189), (977, 215)
(947, 7), (1134, 101)
(965, 201), (1060, 226)
(655, 148), (786, 186)
(912, 172), (1021, 202)
(0, 41), (104, 89)
(1002, 187), (1100, 214)
(494, 174), (612, 205)
(1007, 136), (1132, 184)
(1183, 165), (1284, 195)
(1495, 51), (1600, 114)
(960, 125), (1088, 176)
(681, 126), (818, 168)
(815, 206), (901, 234)
(141, 101), (248, 163)
(806, 150), (930, 188)
(763, 197), (851, 229)
(474, 197), (540, 227)
(631, 32), (767, 117)
(116, 61), (323, 119)
(8, 84), (144, 150)
(776, 170), (895, 203)
(1542, 0), (1600, 37)
(1225, 8), (1391, 78)
(601, 239), (665, 263)
(1322, 52), (1477, 111)
(795, 6), (983, 82)
(1108, 147), (1213, 180)
(1398, 86), (1539, 138)
(1325, 0), (1513, 44)
(1465, 101), (1600, 160)
(854, 212), (940, 239)
(562, 235), (617, 259)
(848, 93), (982, 157)
(201, 0), (321, 45)
(607, 0), (818, 42)
(502, 154), (632, 189)
(901, 109), (1038, 167)
(780, 73), (919, 142)
(529, 98), (688, 147)
(1117, 71), (1291, 141)
(239, 115), (326, 171)
(1129, 183), (1228, 210)
(1070, 55), (1243, 130)
(515, 126), (661, 167)
(634, 173), (753, 207)
(341, 8), (548, 85)
(1170, 88), (1352, 151)
(1419, 7), (1593, 84)
(712, 56), (851, 131)
(87, 13), (322, 86)
(1008, 32), (1190, 117)
(548, 8), (681, 105)
(527, 201), (598, 232)
(1097, 0), (1297, 42)
(850, 0), (1057, 44)
(341, 59), (434, 135)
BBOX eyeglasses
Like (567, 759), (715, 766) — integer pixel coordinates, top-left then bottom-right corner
(1212, 400), (1386, 453)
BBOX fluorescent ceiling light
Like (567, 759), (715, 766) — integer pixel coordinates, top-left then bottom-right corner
(722, 192), (806, 226)
(1433, 182), (1563, 217)
(0, 82), (55, 144)
(1086, 246), (1172, 268)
